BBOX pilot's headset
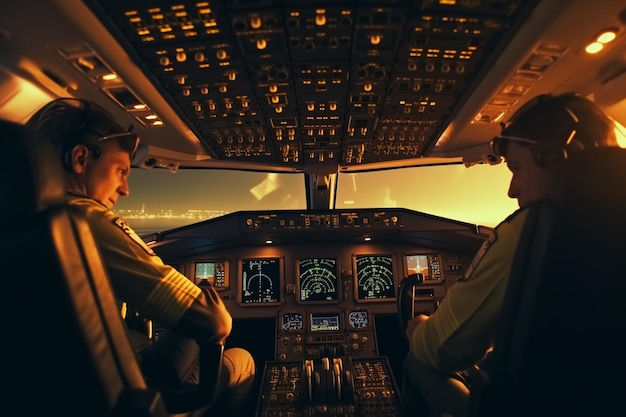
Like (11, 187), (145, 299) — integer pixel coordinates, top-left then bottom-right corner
(26, 98), (139, 171)
(490, 93), (617, 167)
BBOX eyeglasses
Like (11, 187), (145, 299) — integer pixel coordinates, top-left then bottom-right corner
(489, 135), (540, 159)
(29, 97), (139, 158)
(489, 94), (580, 159)
(95, 130), (140, 157)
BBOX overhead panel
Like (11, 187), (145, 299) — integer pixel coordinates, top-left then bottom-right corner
(86, 0), (534, 172)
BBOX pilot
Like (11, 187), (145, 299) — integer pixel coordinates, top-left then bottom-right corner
(26, 98), (256, 417)
(401, 92), (619, 417)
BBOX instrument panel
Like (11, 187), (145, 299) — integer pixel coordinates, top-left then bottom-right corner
(178, 242), (473, 361)
(186, 248), (462, 310)
(152, 208), (487, 361)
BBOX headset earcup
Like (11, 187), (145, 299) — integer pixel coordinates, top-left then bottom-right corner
(62, 149), (73, 171)
(535, 145), (567, 167)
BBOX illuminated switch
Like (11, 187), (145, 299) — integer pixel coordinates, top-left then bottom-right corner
(216, 49), (228, 60)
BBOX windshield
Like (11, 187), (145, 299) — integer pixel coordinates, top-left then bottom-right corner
(115, 162), (517, 234)
(336, 162), (518, 226)
(115, 169), (307, 234)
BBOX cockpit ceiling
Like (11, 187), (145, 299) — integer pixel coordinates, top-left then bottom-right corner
(86, 0), (536, 173)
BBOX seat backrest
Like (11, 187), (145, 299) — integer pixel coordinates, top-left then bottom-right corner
(468, 148), (626, 416)
(0, 119), (168, 416)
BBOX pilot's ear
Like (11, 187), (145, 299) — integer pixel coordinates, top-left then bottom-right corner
(66, 144), (90, 173)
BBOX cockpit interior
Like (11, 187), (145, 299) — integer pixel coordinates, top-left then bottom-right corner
(1, 0), (626, 416)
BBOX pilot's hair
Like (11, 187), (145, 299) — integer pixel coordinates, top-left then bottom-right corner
(492, 92), (618, 166)
(25, 98), (138, 170)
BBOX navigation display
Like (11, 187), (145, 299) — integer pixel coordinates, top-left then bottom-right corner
(194, 260), (229, 290)
(310, 313), (341, 332)
(296, 258), (340, 304)
(353, 254), (395, 302)
(239, 257), (282, 306)
(405, 254), (443, 281)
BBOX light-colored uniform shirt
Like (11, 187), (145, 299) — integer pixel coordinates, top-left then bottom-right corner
(67, 192), (231, 341)
(408, 208), (529, 372)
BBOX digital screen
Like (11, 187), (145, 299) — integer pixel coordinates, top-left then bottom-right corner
(239, 258), (282, 305)
(353, 254), (395, 302)
(281, 312), (303, 331)
(194, 260), (229, 289)
(405, 254), (442, 281)
(296, 258), (339, 304)
(310, 313), (340, 332)
(348, 310), (369, 329)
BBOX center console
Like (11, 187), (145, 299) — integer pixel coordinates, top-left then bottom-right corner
(276, 308), (377, 361)
(257, 356), (404, 417)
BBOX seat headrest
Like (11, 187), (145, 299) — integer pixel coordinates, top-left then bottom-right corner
(554, 148), (626, 207)
(551, 147), (626, 238)
(0, 119), (66, 229)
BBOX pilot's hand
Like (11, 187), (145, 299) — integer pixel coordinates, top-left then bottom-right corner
(405, 313), (430, 340)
